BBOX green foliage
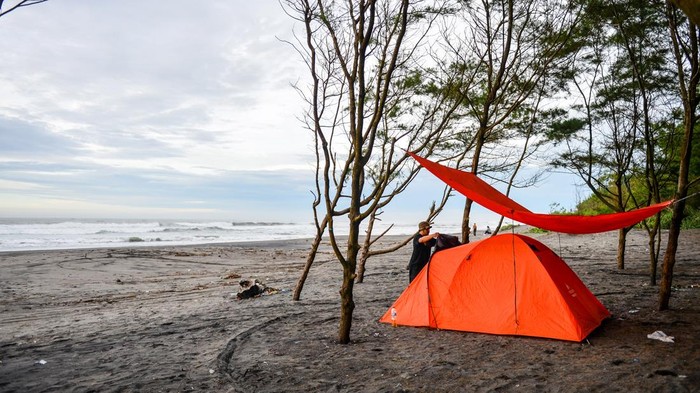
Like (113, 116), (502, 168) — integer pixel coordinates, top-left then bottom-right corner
(545, 114), (587, 144)
(397, 71), (423, 90)
(549, 202), (574, 215)
(501, 224), (520, 232)
(574, 196), (613, 215)
(681, 206), (700, 229)
(575, 188), (700, 229)
(657, 205), (700, 229)
(659, 209), (674, 229)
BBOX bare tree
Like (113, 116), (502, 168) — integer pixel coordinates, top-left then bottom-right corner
(283, 0), (459, 344)
(607, 0), (677, 283)
(552, 47), (642, 271)
(550, 0), (685, 278)
(0, 0), (48, 18)
(659, 3), (699, 310)
(355, 186), (452, 283)
(491, 82), (552, 235)
(436, 0), (583, 242)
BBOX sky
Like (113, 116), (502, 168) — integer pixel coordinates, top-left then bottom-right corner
(0, 1), (585, 226)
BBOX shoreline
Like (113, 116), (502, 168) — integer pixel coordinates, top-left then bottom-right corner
(0, 224), (526, 255)
(1, 230), (698, 392)
(0, 217), (475, 254)
(0, 230), (427, 255)
(0, 236), (320, 256)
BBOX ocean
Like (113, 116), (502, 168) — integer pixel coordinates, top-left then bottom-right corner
(0, 218), (464, 252)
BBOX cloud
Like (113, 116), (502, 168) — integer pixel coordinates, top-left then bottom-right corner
(0, 154), (315, 220)
(0, 117), (82, 158)
(0, 1), (581, 224)
(0, 1), (319, 220)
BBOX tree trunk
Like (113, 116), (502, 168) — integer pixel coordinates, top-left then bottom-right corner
(462, 117), (489, 243)
(338, 140), (363, 344)
(461, 198), (473, 244)
(292, 234), (321, 301)
(659, 200), (685, 310)
(356, 248), (369, 284)
(338, 259), (356, 344)
(648, 234), (658, 286)
(355, 213), (377, 283)
(647, 217), (661, 286)
(660, 5), (697, 310)
(616, 228), (627, 270)
(654, 224), (663, 282)
(292, 217), (328, 301)
(287, 0), (440, 344)
(338, 216), (360, 344)
(495, 215), (505, 236)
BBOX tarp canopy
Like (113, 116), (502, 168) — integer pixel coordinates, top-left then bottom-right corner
(409, 152), (673, 234)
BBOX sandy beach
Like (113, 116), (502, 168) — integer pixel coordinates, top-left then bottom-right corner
(1, 229), (699, 392)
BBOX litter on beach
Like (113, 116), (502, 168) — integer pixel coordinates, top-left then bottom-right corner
(647, 330), (675, 343)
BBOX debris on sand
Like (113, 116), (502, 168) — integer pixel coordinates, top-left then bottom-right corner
(647, 330), (675, 343)
(235, 279), (279, 300)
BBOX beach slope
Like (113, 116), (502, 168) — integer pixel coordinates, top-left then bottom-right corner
(1, 231), (699, 392)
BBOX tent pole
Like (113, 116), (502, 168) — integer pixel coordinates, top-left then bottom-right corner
(510, 233), (520, 332)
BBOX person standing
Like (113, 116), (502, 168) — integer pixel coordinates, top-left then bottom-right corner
(408, 221), (439, 283)
(472, 223), (477, 236)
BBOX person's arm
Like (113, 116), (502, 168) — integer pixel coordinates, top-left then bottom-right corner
(418, 232), (439, 244)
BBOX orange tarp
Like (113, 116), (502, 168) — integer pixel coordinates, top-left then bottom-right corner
(380, 234), (611, 341)
(409, 152), (672, 234)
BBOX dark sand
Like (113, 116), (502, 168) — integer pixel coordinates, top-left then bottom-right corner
(1, 229), (699, 392)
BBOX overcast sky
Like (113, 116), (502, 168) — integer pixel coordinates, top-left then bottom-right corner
(0, 1), (583, 225)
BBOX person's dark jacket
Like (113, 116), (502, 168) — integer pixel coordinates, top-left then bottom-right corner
(408, 233), (436, 282)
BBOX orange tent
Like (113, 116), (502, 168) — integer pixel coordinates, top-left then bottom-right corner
(380, 233), (611, 341)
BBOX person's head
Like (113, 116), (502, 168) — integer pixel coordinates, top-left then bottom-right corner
(418, 221), (432, 234)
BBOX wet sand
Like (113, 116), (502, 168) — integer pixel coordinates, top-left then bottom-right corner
(1, 230), (699, 392)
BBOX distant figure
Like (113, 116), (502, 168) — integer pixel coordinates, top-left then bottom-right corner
(408, 221), (439, 283)
(472, 223), (477, 236)
(484, 225), (492, 235)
